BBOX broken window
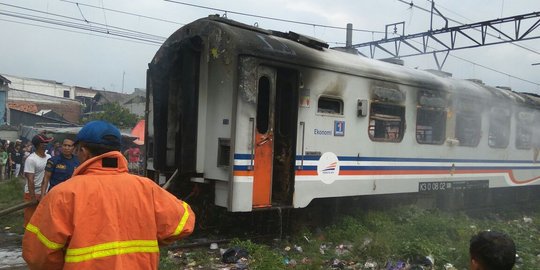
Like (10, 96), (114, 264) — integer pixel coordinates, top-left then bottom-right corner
(416, 108), (446, 144)
(317, 96), (343, 115)
(488, 108), (511, 148)
(416, 90), (447, 144)
(256, 76), (270, 134)
(516, 111), (533, 149)
(455, 113), (481, 147)
(369, 103), (405, 142)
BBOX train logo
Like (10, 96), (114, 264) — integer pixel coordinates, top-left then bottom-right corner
(317, 152), (340, 184)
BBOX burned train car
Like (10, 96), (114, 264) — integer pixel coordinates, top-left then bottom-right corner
(146, 15), (540, 212)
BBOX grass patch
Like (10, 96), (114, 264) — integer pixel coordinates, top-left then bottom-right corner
(161, 204), (540, 269)
(0, 178), (25, 234)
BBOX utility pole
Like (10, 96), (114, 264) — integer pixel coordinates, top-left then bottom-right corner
(121, 71), (125, 93)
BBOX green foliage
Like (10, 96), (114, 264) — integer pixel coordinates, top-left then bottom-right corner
(82, 102), (140, 128)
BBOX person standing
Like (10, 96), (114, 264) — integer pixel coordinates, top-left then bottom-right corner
(0, 146), (8, 180)
(11, 144), (23, 178)
(124, 143), (141, 173)
(40, 138), (79, 197)
(469, 230), (516, 270)
(23, 120), (195, 269)
(23, 134), (52, 227)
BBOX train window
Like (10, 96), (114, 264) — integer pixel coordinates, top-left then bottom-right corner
(256, 76), (270, 134)
(455, 113), (481, 147)
(217, 138), (230, 167)
(516, 112), (533, 149)
(368, 103), (405, 142)
(488, 109), (511, 148)
(318, 96), (343, 115)
(416, 107), (446, 144)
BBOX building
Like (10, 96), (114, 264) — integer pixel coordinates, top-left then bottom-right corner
(8, 88), (81, 124)
(1, 74), (75, 99)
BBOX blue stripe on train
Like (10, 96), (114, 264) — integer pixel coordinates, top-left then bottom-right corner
(233, 165), (537, 172)
(233, 153), (536, 164)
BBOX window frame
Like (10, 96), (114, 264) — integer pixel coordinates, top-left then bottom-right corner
(317, 95), (344, 116)
(454, 111), (482, 147)
(416, 107), (447, 145)
(515, 111), (533, 150)
(488, 108), (511, 149)
(368, 102), (405, 143)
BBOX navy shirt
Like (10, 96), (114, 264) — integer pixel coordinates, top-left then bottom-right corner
(45, 154), (80, 190)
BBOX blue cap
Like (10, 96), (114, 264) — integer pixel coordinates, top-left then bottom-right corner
(76, 120), (122, 147)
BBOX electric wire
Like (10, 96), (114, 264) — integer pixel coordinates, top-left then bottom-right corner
(164, 0), (384, 34)
(403, 38), (540, 87)
(0, 18), (159, 46)
(59, 0), (184, 25)
(0, 9), (165, 44)
(0, 3), (166, 41)
(75, 3), (88, 23)
(100, 0), (109, 33)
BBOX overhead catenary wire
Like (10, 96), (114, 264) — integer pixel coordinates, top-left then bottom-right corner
(403, 38), (540, 87)
(164, 0), (384, 34)
(60, 0), (185, 25)
(0, 18), (159, 46)
(0, 9), (165, 44)
(0, 3), (166, 41)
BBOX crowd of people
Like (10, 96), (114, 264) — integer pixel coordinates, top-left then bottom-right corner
(0, 139), (36, 180)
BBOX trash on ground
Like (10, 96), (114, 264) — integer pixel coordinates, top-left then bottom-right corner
(221, 247), (249, 264)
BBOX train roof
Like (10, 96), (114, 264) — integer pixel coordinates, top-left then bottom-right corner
(152, 15), (540, 109)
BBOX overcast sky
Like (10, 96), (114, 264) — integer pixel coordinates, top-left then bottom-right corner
(1, 0), (539, 94)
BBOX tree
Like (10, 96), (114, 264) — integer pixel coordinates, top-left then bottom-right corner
(82, 102), (140, 128)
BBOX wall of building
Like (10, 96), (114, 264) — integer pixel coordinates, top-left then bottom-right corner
(2, 74), (75, 99)
(8, 89), (81, 123)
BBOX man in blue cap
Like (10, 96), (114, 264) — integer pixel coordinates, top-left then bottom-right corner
(23, 120), (195, 270)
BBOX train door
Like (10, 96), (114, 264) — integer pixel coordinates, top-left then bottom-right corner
(253, 66), (275, 208)
(252, 66), (298, 208)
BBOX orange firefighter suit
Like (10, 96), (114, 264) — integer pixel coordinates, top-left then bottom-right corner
(22, 151), (195, 269)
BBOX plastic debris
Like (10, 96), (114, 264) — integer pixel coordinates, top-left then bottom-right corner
(210, 243), (219, 250)
(235, 257), (249, 270)
(523, 216), (533, 223)
(221, 247), (249, 264)
(330, 258), (345, 269)
(385, 260), (407, 270)
(426, 255), (434, 266)
(364, 259), (378, 269)
(294, 245), (303, 253)
(284, 246), (291, 251)
(443, 263), (457, 270)
(287, 259), (297, 267)
(334, 244), (353, 256)
(319, 243), (328, 254)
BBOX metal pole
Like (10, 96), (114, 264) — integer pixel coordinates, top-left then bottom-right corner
(346, 23), (353, 48)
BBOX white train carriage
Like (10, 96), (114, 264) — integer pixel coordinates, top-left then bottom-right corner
(146, 15), (540, 212)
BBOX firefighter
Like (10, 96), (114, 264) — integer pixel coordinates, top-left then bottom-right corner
(22, 120), (195, 269)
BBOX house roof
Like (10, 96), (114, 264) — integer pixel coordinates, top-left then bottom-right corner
(0, 74), (11, 86)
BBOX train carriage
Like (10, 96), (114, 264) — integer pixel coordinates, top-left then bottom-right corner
(146, 15), (540, 212)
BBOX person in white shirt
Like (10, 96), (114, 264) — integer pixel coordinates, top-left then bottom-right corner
(23, 134), (52, 227)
